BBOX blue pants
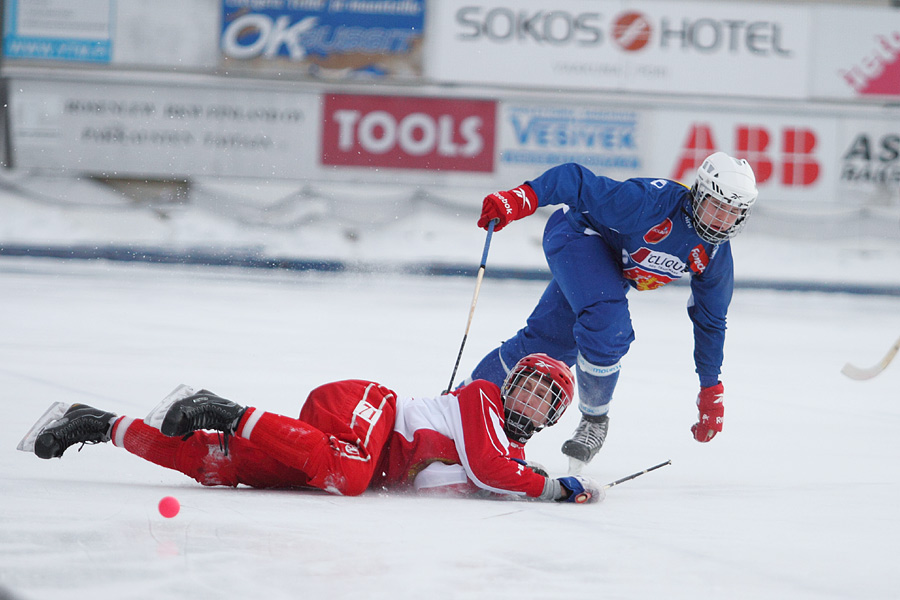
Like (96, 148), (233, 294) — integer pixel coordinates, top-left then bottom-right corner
(471, 209), (633, 414)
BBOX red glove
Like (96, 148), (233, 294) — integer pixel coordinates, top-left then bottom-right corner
(691, 382), (724, 442)
(478, 184), (539, 231)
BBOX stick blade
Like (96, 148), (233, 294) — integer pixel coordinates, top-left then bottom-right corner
(841, 336), (900, 381)
(841, 362), (885, 381)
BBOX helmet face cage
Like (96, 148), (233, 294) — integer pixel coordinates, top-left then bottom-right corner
(500, 356), (573, 444)
(690, 180), (751, 244)
(690, 153), (758, 245)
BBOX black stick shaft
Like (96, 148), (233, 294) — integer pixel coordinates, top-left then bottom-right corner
(444, 219), (497, 394)
(603, 460), (672, 490)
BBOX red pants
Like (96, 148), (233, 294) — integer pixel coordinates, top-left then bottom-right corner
(113, 380), (397, 496)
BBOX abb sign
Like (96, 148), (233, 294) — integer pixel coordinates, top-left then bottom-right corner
(671, 123), (821, 186)
(321, 94), (496, 172)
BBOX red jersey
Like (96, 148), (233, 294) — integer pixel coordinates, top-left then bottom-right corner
(113, 379), (550, 499)
(373, 380), (547, 498)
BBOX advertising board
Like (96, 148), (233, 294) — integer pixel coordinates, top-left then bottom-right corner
(632, 109), (837, 204)
(8, 79), (320, 179)
(2, 0), (113, 63)
(426, 0), (810, 99)
(221, 0), (425, 78)
(492, 97), (863, 207)
(7, 79), (898, 213)
(321, 93), (496, 172)
(809, 6), (900, 100)
(836, 120), (900, 206)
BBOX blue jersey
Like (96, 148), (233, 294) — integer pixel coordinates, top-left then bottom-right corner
(527, 163), (733, 381)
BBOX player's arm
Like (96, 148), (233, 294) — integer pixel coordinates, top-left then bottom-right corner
(527, 164), (674, 233)
(687, 243), (734, 442)
(449, 382), (601, 502)
(478, 163), (617, 231)
(449, 383), (546, 497)
(688, 243), (733, 383)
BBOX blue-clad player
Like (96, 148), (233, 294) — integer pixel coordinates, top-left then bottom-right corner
(466, 152), (759, 473)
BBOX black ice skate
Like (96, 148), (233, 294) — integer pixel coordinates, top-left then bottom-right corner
(160, 391), (246, 438)
(32, 404), (117, 459)
(561, 414), (609, 472)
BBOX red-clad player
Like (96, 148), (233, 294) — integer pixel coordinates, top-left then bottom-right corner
(19, 354), (602, 504)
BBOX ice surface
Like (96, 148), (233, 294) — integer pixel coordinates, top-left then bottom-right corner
(1, 257), (899, 599)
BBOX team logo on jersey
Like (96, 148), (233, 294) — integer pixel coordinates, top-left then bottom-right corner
(629, 247), (686, 277)
(623, 247), (686, 290)
(622, 266), (675, 291)
(643, 218), (673, 244)
(688, 244), (710, 274)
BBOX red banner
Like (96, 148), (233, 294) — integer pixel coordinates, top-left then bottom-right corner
(322, 94), (496, 172)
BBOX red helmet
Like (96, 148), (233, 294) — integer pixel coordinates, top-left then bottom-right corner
(500, 353), (575, 444)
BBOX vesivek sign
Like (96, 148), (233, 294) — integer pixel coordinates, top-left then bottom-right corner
(498, 104), (642, 173)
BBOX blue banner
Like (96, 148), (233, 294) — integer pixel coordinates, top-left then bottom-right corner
(3, 0), (112, 63)
(221, 0), (425, 77)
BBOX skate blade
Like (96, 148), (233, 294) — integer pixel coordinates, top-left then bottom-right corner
(17, 402), (71, 453)
(144, 384), (196, 430)
(567, 457), (588, 476)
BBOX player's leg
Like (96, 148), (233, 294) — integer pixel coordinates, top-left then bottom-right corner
(125, 380), (396, 494)
(468, 279), (578, 387)
(240, 380), (397, 496)
(19, 399), (311, 488)
(147, 380), (396, 495)
(112, 416), (312, 488)
(542, 210), (634, 470)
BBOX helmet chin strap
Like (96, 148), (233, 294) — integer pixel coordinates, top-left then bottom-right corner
(503, 409), (539, 444)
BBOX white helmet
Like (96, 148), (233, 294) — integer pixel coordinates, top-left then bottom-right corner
(690, 152), (758, 244)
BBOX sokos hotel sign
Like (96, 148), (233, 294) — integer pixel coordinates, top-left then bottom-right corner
(427, 0), (810, 100)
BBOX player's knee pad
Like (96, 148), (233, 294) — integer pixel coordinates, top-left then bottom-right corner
(576, 353), (621, 416)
